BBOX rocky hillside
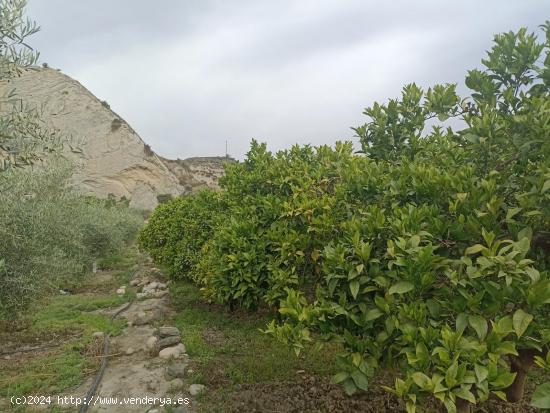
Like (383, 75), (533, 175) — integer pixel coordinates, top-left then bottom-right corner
(159, 156), (232, 192)
(0, 67), (230, 209)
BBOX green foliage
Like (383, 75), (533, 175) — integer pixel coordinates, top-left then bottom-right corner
(0, 165), (143, 318)
(534, 352), (550, 409)
(0, 0), (63, 171)
(140, 23), (550, 411)
(0, 0), (39, 79)
(0, 0), (142, 319)
(138, 189), (225, 283)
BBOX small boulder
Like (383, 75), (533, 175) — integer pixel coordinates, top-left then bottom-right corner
(133, 309), (161, 325)
(175, 343), (186, 353)
(159, 346), (183, 359)
(152, 290), (168, 298)
(129, 279), (140, 287)
(92, 331), (105, 340)
(169, 378), (184, 390)
(158, 326), (180, 338)
(116, 287), (126, 295)
(145, 336), (158, 353)
(125, 347), (135, 355)
(158, 336), (180, 349)
(166, 363), (187, 379)
(188, 384), (206, 396)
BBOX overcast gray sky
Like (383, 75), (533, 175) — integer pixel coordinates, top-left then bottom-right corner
(26, 0), (548, 159)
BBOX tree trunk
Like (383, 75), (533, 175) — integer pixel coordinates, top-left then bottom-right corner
(505, 349), (542, 403)
(456, 398), (472, 413)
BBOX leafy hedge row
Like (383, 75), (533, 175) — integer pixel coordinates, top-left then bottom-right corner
(139, 25), (550, 412)
(138, 189), (225, 283)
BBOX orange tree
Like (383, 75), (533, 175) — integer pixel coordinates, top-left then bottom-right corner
(140, 24), (550, 412)
(266, 23), (550, 412)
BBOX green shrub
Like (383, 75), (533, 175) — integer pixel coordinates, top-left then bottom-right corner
(266, 24), (550, 412)
(0, 164), (143, 317)
(0, 0), (144, 319)
(141, 24), (550, 412)
(138, 189), (225, 283)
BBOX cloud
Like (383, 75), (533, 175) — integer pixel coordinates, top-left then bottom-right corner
(26, 0), (549, 159)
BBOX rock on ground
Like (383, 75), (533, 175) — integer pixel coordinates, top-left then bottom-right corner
(158, 344), (185, 359)
(189, 384), (206, 396)
(166, 363), (188, 379)
(158, 326), (180, 337)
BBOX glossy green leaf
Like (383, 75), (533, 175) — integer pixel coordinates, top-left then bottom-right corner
(468, 315), (488, 339)
(388, 281), (414, 295)
(531, 382), (550, 409)
(330, 372), (349, 384)
(513, 309), (533, 338)
(350, 280), (360, 299)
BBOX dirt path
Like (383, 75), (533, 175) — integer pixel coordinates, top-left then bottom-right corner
(56, 262), (202, 413)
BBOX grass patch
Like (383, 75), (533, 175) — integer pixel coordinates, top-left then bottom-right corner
(0, 245), (140, 409)
(0, 291), (126, 404)
(0, 351), (87, 398)
(31, 293), (126, 336)
(169, 281), (340, 390)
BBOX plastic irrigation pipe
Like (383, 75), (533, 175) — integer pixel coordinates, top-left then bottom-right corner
(78, 298), (134, 413)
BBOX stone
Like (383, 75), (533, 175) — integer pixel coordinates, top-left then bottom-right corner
(145, 336), (158, 351)
(133, 309), (161, 325)
(156, 282), (167, 290)
(159, 346), (183, 359)
(145, 336), (160, 356)
(175, 343), (186, 353)
(133, 311), (147, 324)
(158, 326), (180, 338)
(129, 279), (140, 287)
(152, 290), (168, 298)
(188, 384), (206, 396)
(158, 336), (180, 349)
(166, 363), (187, 379)
(169, 378), (184, 390)
(92, 331), (105, 339)
(146, 281), (159, 290)
(125, 347), (135, 355)
(136, 292), (148, 300)
(138, 276), (151, 286)
(116, 287), (125, 295)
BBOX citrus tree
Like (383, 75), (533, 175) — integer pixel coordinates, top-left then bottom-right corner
(140, 23), (550, 412)
(268, 23), (550, 412)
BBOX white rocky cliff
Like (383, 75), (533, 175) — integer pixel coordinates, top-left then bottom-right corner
(0, 67), (229, 209)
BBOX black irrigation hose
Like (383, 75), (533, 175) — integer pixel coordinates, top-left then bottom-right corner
(78, 298), (134, 413)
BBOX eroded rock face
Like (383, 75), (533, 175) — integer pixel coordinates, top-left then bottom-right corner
(159, 156), (233, 192)
(0, 67), (230, 209)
